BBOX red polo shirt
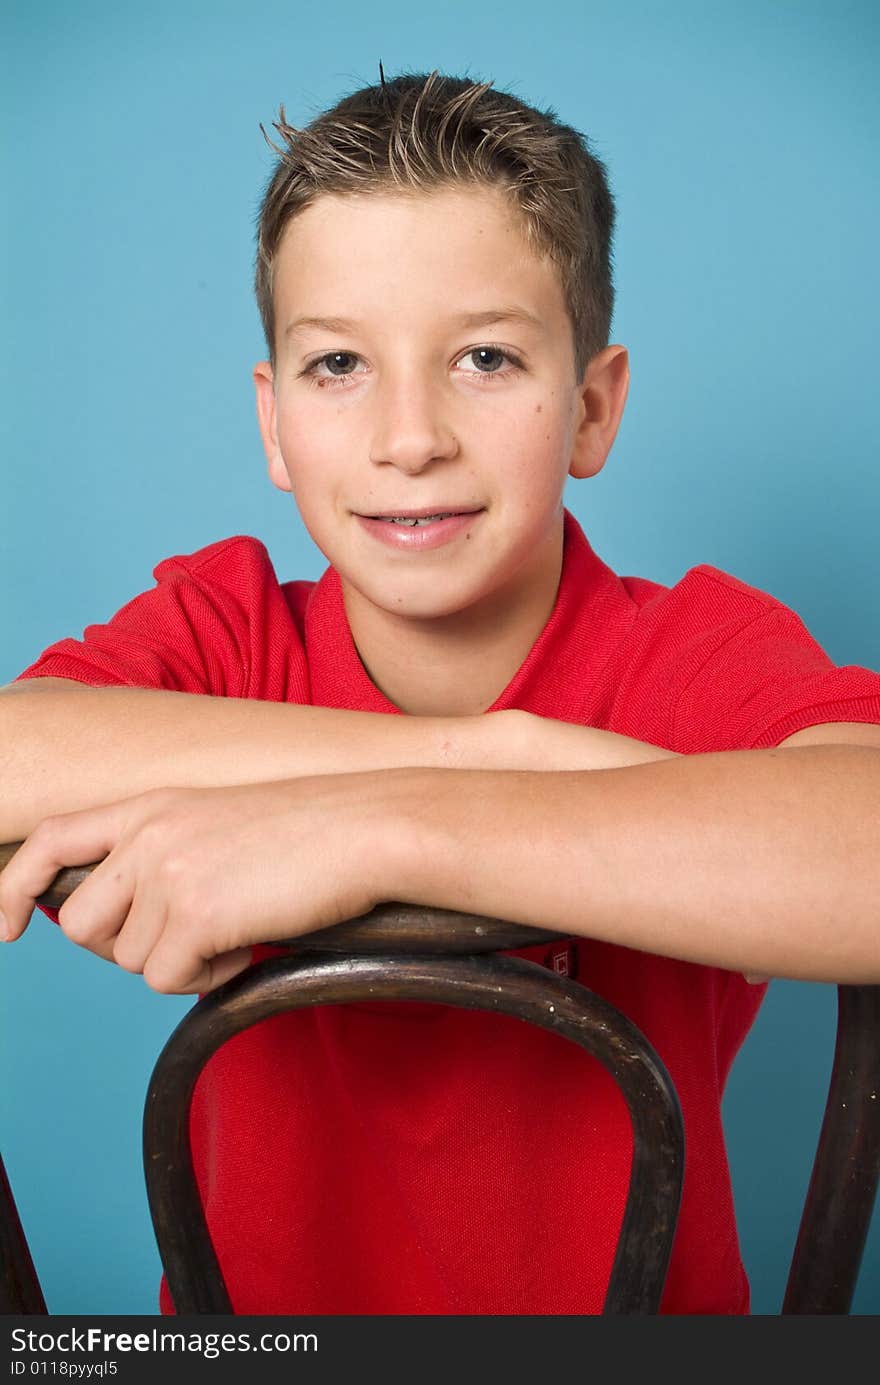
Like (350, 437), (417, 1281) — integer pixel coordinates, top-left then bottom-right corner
(17, 510), (880, 1313)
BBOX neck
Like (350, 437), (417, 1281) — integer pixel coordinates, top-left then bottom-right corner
(341, 525), (565, 716)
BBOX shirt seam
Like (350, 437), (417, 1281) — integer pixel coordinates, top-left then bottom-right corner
(687, 565), (781, 613)
(669, 609), (772, 746)
(25, 538), (260, 698)
(161, 540), (257, 697)
(158, 534), (258, 579)
(743, 696), (880, 749)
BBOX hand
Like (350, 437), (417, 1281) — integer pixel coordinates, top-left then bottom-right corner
(0, 777), (395, 994)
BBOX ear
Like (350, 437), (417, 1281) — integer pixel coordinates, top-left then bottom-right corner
(568, 345), (630, 480)
(253, 361), (292, 493)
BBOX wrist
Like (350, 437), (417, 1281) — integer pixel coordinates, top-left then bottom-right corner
(357, 767), (450, 910)
(429, 708), (524, 773)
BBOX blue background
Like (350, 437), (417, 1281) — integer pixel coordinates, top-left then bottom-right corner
(2, 0), (878, 1315)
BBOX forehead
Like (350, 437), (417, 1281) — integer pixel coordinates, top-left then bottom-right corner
(273, 185), (568, 331)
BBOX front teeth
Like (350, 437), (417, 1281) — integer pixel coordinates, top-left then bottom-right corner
(385, 513), (454, 526)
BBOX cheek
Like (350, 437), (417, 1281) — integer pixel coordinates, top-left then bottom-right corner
(277, 386), (361, 450)
(504, 403), (571, 468)
(277, 399), (317, 454)
(275, 412), (341, 495)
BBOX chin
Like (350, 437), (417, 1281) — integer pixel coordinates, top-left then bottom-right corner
(350, 573), (479, 622)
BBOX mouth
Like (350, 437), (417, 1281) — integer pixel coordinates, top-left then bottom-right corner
(356, 506), (484, 526)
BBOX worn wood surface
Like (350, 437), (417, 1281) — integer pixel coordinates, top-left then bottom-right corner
(143, 950), (685, 1315)
(0, 1152), (47, 1314)
(3, 840), (879, 1314)
(0, 841), (565, 954)
(783, 983), (880, 1312)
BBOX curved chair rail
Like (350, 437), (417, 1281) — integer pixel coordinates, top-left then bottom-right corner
(143, 947), (685, 1315)
(0, 841), (567, 954)
(0, 1152), (47, 1314)
(783, 983), (880, 1312)
(3, 841), (879, 1315)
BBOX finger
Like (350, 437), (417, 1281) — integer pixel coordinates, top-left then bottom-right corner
(143, 936), (253, 996)
(200, 949), (254, 994)
(110, 881), (169, 975)
(0, 803), (129, 941)
(56, 852), (138, 955)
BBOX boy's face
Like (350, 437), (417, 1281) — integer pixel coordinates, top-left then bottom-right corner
(254, 184), (625, 633)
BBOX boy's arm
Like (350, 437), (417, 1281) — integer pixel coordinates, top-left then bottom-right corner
(0, 681), (676, 841)
(391, 737), (880, 984)
(0, 678), (490, 840)
(1, 729), (877, 991)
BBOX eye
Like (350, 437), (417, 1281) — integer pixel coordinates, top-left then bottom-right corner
(455, 346), (523, 381)
(301, 352), (366, 388)
(299, 343), (524, 390)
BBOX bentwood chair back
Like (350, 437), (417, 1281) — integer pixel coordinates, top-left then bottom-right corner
(1, 846), (878, 1314)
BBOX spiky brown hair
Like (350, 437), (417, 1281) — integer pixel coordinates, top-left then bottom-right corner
(254, 66), (616, 382)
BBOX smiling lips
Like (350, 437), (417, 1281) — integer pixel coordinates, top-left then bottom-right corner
(359, 506), (484, 520)
(355, 509), (484, 549)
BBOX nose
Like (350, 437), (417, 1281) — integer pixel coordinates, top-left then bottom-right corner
(368, 366), (459, 474)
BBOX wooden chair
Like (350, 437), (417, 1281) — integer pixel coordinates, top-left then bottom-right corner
(2, 849), (878, 1315)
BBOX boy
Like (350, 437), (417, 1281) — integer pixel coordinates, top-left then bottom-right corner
(1, 68), (879, 1315)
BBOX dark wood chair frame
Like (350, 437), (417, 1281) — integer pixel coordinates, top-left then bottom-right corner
(2, 853), (879, 1316)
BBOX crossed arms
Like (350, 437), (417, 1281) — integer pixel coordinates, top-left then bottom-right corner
(1, 679), (878, 993)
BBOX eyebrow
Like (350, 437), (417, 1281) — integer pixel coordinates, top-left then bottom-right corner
(284, 306), (545, 339)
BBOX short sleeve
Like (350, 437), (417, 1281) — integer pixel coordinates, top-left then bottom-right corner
(671, 593), (880, 753)
(13, 535), (311, 704)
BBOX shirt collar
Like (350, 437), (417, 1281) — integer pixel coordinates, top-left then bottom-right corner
(305, 508), (637, 717)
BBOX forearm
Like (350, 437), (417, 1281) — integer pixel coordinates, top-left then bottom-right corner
(523, 720), (680, 770)
(0, 684), (674, 843)
(0, 682), (511, 841)
(381, 746), (880, 984)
